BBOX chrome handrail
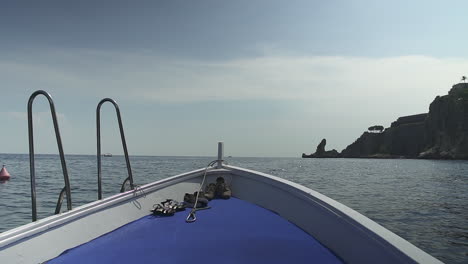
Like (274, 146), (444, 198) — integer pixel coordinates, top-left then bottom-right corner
(28, 90), (72, 222)
(97, 98), (134, 200)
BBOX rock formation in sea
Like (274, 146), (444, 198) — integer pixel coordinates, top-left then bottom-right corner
(302, 139), (340, 158)
(339, 83), (468, 159)
(302, 83), (468, 159)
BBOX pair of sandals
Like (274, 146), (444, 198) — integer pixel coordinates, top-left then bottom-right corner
(151, 199), (186, 217)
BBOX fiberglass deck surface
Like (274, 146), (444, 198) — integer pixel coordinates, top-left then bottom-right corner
(48, 198), (343, 264)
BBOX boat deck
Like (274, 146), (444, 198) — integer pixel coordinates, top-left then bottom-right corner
(47, 198), (343, 263)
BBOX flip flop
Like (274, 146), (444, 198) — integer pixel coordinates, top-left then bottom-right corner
(151, 204), (175, 216)
(161, 199), (186, 212)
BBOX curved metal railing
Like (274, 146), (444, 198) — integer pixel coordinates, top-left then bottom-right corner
(96, 98), (134, 200)
(28, 90), (72, 222)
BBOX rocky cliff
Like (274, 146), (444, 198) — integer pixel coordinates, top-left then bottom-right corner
(419, 83), (468, 159)
(341, 113), (427, 158)
(320, 83), (468, 159)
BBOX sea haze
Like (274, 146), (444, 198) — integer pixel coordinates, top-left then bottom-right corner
(0, 154), (466, 263)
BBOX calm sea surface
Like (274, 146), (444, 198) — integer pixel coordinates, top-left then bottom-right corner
(0, 154), (466, 263)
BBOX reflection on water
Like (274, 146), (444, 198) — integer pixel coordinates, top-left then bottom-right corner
(0, 154), (466, 263)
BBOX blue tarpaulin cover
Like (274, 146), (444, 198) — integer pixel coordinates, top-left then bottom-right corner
(48, 198), (343, 263)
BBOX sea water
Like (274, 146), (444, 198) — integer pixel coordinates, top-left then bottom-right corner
(0, 154), (466, 263)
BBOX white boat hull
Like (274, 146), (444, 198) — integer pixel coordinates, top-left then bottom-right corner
(0, 165), (442, 264)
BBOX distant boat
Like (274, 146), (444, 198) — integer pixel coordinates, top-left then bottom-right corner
(103, 153), (112, 157)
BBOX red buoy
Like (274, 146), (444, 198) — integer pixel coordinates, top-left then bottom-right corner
(0, 165), (11, 181)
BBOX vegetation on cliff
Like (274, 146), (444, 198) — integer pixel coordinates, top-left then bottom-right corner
(367, 125), (384, 133)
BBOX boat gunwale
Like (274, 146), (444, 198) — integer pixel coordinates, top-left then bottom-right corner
(0, 167), (230, 249)
(224, 165), (442, 264)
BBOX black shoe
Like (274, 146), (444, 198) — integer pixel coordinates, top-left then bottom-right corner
(184, 193), (196, 203)
(184, 192), (206, 202)
(183, 192), (209, 208)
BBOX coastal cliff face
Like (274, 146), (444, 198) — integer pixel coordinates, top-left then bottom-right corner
(420, 83), (468, 159)
(383, 121), (426, 157)
(340, 132), (384, 158)
(339, 83), (468, 159)
(341, 114), (427, 158)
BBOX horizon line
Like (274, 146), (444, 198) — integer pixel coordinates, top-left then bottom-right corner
(0, 152), (298, 159)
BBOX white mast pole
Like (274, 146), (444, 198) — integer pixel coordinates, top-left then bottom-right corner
(217, 142), (224, 168)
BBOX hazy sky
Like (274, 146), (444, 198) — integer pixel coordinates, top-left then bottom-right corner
(1, 0), (467, 157)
